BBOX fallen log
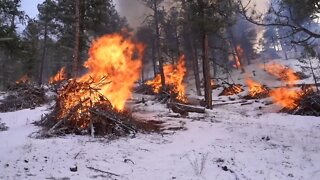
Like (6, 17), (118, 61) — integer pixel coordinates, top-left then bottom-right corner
(240, 102), (254, 106)
(268, 83), (320, 88)
(167, 102), (205, 114)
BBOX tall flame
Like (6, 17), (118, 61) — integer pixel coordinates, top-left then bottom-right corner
(49, 67), (66, 84)
(78, 33), (144, 110)
(265, 63), (302, 109)
(146, 55), (187, 102)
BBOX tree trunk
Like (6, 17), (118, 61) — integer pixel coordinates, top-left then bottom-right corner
(38, 23), (48, 86)
(151, 40), (157, 77)
(308, 57), (319, 92)
(181, 0), (201, 96)
(192, 39), (202, 96)
(202, 33), (212, 109)
(72, 0), (81, 77)
(197, 0), (212, 108)
(154, 0), (166, 88)
(229, 30), (245, 73)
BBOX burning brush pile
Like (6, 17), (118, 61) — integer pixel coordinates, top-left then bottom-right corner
(145, 55), (188, 103)
(261, 63), (319, 116)
(244, 78), (270, 99)
(219, 83), (244, 96)
(216, 61), (320, 117)
(0, 75), (47, 112)
(48, 67), (67, 88)
(38, 33), (161, 137)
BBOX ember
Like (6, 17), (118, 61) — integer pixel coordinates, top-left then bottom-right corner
(49, 67), (67, 84)
(282, 91), (320, 117)
(219, 84), (244, 96)
(245, 78), (269, 99)
(16, 74), (29, 84)
(146, 55), (187, 103)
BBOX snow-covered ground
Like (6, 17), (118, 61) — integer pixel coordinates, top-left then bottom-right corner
(1, 59), (320, 180)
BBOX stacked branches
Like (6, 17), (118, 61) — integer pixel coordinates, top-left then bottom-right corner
(0, 82), (47, 112)
(38, 77), (161, 137)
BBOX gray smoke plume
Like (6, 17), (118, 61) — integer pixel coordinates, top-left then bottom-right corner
(115, 0), (150, 29)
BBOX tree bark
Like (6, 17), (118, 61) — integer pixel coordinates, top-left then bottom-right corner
(72, 0), (81, 77)
(202, 32), (212, 109)
(154, 0), (166, 88)
(196, 0), (212, 108)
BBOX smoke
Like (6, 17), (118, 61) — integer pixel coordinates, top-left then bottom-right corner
(114, 0), (150, 29)
(114, 0), (177, 29)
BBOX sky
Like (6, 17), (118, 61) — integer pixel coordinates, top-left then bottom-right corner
(21, 0), (44, 19)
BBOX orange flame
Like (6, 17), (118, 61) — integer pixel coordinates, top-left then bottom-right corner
(49, 67), (66, 84)
(78, 33), (144, 110)
(245, 78), (268, 98)
(220, 84), (243, 96)
(265, 63), (303, 109)
(265, 63), (299, 85)
(269, 88), (302, 109)
(146, 55), (187, 102)
(16, 74), (29, 84)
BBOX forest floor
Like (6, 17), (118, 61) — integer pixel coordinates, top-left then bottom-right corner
(0, 58), (320, 180)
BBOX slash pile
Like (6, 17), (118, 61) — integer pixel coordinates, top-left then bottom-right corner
(0, 82), (47, 112)
(37, 78), (162, 137)
(219, 84), (244, 96)
(281, 88), (320, 117)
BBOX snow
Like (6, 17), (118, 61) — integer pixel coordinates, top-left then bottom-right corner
(1, 58), (320, 179)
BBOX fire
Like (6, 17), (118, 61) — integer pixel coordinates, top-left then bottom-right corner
(269, 88), (302, 110)
(16, 74), (29, 84)
(146, 55), (187, 102)
(245, 78), (268, 98)
(77, 33), (144, 110)
(265, 63), (299, 85)
(265, 63), (303, 109)
(210, 79), (215, 86)
(219, 84), (244, 96)
(54, 33), (144, 128)
(49, 67), (66, 84)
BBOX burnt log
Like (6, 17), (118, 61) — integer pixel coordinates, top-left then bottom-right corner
(167, 102), (205, 115)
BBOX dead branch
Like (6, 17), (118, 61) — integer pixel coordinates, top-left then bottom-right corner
(86, 166), (120, 177)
